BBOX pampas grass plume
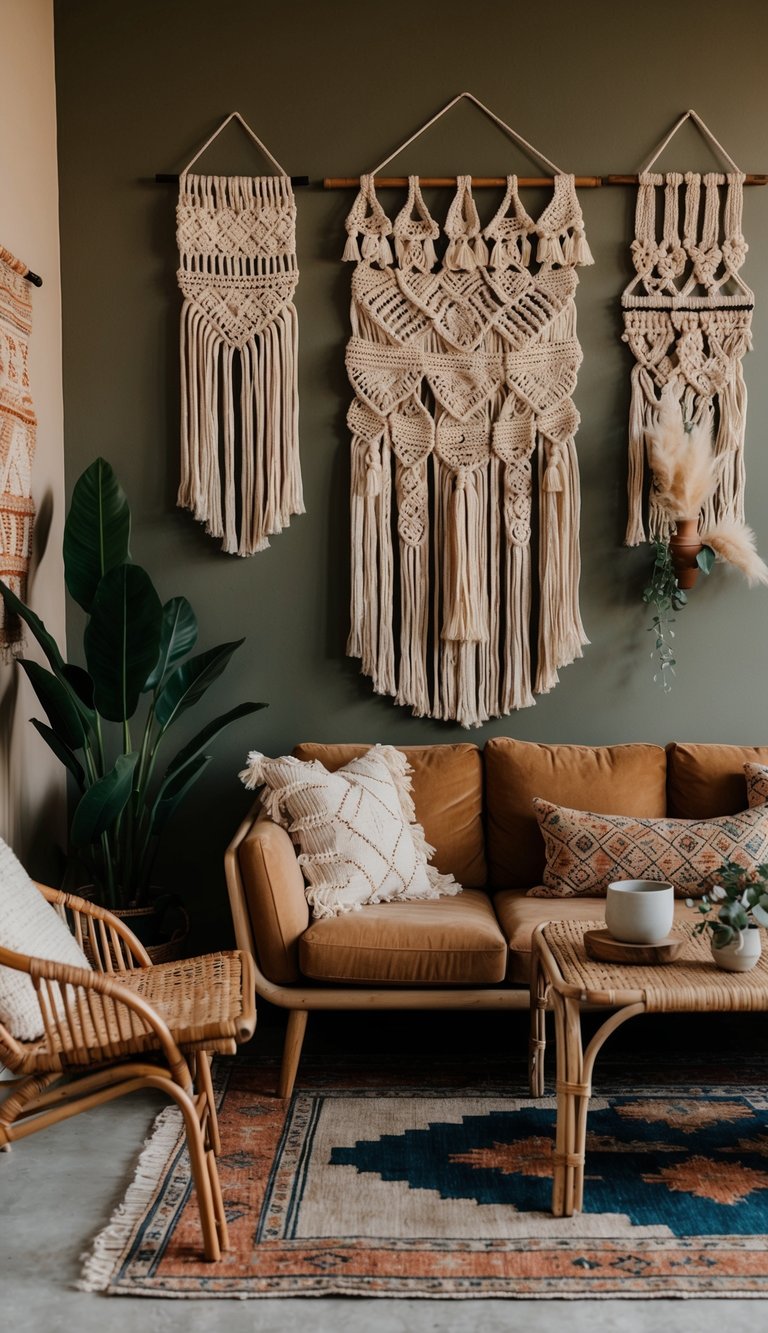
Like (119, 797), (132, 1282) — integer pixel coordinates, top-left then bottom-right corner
(645, 385), (720, 520)
(701, 517), (768, 587)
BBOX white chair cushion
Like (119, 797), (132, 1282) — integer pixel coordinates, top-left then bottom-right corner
(239, 744), (461, 918)
(0, 839), (91, 1041)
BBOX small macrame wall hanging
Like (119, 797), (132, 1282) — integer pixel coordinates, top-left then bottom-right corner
(622, 110), (754, 545)
(0, 245), (37, 657)
(176, 112), (303, 555)
(341, 94), (593, 728)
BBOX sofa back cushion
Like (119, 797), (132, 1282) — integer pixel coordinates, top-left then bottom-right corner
(667, 743), (768, 819)
(484, 739), (668, 890)
(293, 743), (486, 887)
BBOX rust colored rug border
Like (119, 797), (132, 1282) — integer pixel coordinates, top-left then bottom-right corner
(79, 1054), (768, 1299)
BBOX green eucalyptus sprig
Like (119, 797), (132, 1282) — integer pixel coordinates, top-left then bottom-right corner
(687, 859), (768, 949)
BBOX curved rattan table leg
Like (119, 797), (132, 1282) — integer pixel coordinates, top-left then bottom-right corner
(529, 930), (548, 1098)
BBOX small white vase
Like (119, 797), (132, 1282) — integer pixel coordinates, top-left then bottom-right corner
(710, 927), (762, 972)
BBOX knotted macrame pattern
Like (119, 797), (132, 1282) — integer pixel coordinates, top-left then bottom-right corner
(343, 174), (593, 728)
(622, 172), (753, 544)
(0, 247), (36, 656)
(176, 174), (303, 555)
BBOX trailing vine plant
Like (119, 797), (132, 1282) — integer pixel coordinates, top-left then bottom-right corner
(641, 540), (714, 691)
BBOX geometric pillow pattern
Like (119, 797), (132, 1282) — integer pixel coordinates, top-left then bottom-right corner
(0, 837), (92, 1042)
(528, 797), (768, 899)
(745, 762), (768, 809)
(239, 744), (461, 919)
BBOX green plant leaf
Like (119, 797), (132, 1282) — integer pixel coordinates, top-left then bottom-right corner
(30, 719), (85, 787)
(154, 640), (244, 733)
(18, 660), (87, 750)
(712, 924), (735, 948)
(63, 458), (131, 612)
(697, 545), (716, 575)
(0, 580), (65, 671)
(752, 903), (768, 928)
(143, 596), (198, 692)
(164, 701), (266, 778)
(84, 564), (163, 721)
(70, 752), (139, 847)
(150, 753), (212, 835)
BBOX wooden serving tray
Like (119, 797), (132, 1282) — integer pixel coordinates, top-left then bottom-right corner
(584, 928), (683, 965)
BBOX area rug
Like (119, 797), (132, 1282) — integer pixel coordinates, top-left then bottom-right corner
(80, 1052), (768, 1298)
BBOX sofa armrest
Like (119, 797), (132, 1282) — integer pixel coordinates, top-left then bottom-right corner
(226, 808), (309, 984)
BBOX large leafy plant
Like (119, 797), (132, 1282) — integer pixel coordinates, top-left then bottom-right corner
(0, 458), (264, 908)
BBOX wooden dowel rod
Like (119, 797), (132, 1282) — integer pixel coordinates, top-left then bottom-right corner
(605, 173), (768, 186)
(325, 174), (768, 190)
(323, 175), (603, 189)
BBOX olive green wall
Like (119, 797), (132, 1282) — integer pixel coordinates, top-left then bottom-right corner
(53, 0), (768, 932)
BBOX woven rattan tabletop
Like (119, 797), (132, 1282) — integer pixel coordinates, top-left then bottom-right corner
(539, 919), (768, 1013)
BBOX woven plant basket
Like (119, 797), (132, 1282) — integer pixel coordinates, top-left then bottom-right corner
(114, 903), (190, 965)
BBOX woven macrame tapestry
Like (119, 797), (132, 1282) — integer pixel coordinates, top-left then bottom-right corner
(342, 171), (593, 727)
(622, 115), (753, 545)
(0, 246), (36, 656)
(175, 117), (302, 555)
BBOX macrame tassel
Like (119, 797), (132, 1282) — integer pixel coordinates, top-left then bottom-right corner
(445, 238), (476, 271)
(472, 234), (490, 266)
(396, 539), (430, 717)
(489, 238), (507, 270)
(707, 371), (748, 528)
(361, 234), (382, 262)
(423, 237), (437, 271)
(343, 233), (361, 263)
(625, 364), (652, 546)
(536, 438), (580, 695)
(442, 471), (488, 644)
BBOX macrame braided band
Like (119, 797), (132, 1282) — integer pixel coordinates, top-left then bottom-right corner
(176, 173), (303, 555)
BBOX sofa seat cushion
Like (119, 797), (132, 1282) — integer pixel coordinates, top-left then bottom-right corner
(293, 743), (486, 887)
(298, 889), (507, 985)
(485, 739), (668, 890)
(667, 742), (768, 819)
(495, 889), (694, 983)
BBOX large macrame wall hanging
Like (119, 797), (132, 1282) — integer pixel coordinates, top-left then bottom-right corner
(0, 245), (36, 657)
(622, 111), (753, 545)
(176, 113), (303, 555)
(342, 95), (593, 728)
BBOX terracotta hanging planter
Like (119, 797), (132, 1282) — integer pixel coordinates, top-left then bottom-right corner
(669, 517), (704, 589)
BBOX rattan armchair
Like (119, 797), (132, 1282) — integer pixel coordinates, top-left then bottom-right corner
(0, 884), (256, 1261)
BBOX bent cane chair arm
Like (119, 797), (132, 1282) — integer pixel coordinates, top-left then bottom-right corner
(34, 883), (152, 970)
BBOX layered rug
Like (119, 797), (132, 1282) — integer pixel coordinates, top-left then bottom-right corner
(80, 1051), (768, 1299)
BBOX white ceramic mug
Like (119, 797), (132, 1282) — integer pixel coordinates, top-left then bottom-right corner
(605, 879), (674, 945)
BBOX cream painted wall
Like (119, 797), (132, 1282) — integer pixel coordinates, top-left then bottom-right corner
(0, 0), (66, 872)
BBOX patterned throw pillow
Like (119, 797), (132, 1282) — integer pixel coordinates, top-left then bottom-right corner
(745, 762), (768, 808)
(239, 744), (461, 918)
(0, 839), (92, 1041)
(528, 797), (768, 898)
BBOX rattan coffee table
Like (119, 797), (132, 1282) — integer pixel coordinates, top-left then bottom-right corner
(528, 918), (768, 1217)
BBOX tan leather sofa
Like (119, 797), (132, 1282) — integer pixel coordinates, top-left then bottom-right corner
(225, 738), (768, 1096)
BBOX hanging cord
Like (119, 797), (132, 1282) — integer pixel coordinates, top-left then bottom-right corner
(181, 111), (288, 177)
(640, 109), (742, 174)
(368, 91), (564, 177)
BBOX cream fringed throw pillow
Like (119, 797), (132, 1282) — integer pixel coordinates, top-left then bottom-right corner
(529, 797), (768, 899)
(239, 745), (461, 918)
(0, 839), (91, 1041)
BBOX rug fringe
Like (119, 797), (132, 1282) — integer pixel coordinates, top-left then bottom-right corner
(77, 1104), (183, 1293)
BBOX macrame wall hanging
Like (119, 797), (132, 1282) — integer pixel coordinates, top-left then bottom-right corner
(622, 111), (753, 545)
(0, 245), (37, 657)
(341, 94), (593, 728)
(176, 112), (303, 555)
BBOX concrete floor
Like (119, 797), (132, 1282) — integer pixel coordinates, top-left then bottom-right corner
(2, 1010), (767, 1332)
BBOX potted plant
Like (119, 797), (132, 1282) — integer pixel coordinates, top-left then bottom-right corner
(0, 458), (264, 954)
(640, 384), (768, 687)
(687, 860), (768, 972)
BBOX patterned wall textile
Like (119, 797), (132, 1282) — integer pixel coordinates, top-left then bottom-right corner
(0, 246), (36, 655)
(622, 171), (753, 545)
(176, 173), (302, 555)
(342, 175), (593, 728)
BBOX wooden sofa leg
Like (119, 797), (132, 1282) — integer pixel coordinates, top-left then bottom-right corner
(277, 1010), (308, 1099)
